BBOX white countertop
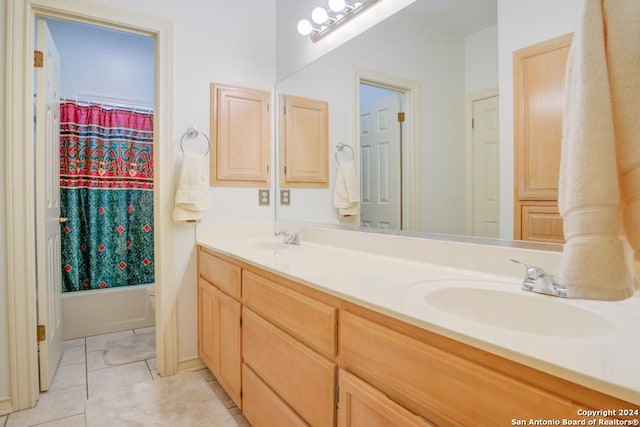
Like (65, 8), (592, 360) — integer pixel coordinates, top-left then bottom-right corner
(196, 225), (640, 405)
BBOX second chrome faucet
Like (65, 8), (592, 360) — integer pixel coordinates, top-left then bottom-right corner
(510, 259), (567, 298)
(275, 230), (300, 245)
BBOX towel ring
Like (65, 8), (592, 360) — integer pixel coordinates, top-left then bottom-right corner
(180, 127), (210, 155)
(335, 141), (354, 164)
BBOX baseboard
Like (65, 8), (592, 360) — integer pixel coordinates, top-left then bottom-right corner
(0, 396), (13, 416)
(177, 356), (206, 373)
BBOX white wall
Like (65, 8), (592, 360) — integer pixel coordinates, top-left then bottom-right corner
(45, 19), (154, 105)
(497, 0), (580, 238)
(0, 0), (10, 406)
(465, 24), (498, 93)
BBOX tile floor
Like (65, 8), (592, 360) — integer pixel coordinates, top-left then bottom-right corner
(3, 328), (249, 427)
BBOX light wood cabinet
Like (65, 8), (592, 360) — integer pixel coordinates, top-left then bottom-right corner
(210, 83), (271, 186)
(280, 94), (329, 188)
(197, 245), (639, 425)
(197, 249), (242, 408)
(337, 369), (432, 427)
(513, 33), (572, 243)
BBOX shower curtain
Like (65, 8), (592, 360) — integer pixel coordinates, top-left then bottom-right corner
(59, 101), (155, 292)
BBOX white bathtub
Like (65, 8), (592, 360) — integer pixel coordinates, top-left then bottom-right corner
(62, 284), (155, 340)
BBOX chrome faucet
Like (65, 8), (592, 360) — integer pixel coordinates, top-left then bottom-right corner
(274, 230), (300, 245)
(510, 259), (567, 298)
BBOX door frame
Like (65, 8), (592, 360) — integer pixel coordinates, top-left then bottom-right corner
(464, 88), (499, 235)
(352, 67), (421, 231)
(4, 0), (177, 411)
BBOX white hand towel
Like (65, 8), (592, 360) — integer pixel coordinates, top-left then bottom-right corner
(173, 152), (210, 222)
(558, 0), (639, 300)
(333, 161), (360, 217)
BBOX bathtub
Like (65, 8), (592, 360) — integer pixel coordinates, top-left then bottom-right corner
(62, 283), (155, 340)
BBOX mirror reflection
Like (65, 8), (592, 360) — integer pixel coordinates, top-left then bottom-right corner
(276, 0), (501, 237)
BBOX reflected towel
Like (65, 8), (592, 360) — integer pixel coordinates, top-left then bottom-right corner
(333, 161), (360, 217)
(559, 0), (639, 300)
(173, 152), (210, 222)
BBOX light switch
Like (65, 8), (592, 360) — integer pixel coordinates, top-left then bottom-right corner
(259, 189), (270, 206)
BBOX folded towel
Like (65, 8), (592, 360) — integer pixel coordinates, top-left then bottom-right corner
(173, 152), (210, 222)
(558, 0), (639, 300)
(333, 161), (360, 217)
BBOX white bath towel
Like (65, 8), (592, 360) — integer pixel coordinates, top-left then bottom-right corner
(333, 161), (360, 217)
(558, 0), (640, 300)
(173, 152), (210, 222)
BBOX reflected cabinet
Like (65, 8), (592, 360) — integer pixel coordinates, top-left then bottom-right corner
(513, 33), (573, 243)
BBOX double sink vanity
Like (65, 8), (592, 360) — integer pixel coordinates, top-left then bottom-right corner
(196, 223), (640, 426)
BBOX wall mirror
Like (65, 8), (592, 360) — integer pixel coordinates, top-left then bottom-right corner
(275, 0), (510, 239)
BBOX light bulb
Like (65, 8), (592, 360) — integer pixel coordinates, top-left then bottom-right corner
(312, 7), (329, 24)
(297, 19), (313, 36)
(328, 0), (346, 12)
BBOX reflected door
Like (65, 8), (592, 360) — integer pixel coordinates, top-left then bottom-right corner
(472, 95), (500, 238)
(360, 88), (402, 230)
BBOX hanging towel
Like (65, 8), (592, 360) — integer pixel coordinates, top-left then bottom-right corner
(333, 161), (360, 217)
(173, 151), (210, 222)
(558, 0), (640, 300)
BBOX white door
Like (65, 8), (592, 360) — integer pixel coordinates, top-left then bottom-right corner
(472, 95), (500, 238)
(360, 90), (402, 229)
(35, 18), (64, 392)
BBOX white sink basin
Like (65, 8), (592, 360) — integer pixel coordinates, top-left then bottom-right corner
(408, 280), (615, 337)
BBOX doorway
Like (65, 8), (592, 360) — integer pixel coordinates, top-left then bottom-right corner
(6, 0), (175, 411)
(34, 17), (157, 392)
(355, 69), (421, 232)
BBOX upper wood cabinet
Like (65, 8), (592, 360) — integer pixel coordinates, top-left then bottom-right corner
(513, 33), (572, 242)
(210, 83), (271, 186)
(280, 94), (329, 188)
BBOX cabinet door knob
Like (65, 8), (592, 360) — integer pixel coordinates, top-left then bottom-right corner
(57, 217), (69, 224)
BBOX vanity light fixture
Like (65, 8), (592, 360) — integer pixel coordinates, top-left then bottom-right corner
(297, 0), (381, 42)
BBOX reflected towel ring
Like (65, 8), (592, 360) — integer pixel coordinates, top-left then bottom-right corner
(180, 127), (210, 155)
(335, 141), (354, 164)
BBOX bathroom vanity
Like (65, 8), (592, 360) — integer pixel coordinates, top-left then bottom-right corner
(196, 225), (640, 426)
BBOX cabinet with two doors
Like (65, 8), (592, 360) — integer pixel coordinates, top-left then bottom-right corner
(197, 246), (638, 426)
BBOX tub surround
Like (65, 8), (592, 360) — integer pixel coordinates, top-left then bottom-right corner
(196, 223), (640, 411)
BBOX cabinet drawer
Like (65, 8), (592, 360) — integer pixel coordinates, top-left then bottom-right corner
(338, 369), (433, 427)
(339, 311), (580, 425)
(243, 270), (337, 357)
(198, 248), (241, 299)
(242, 363), (308, 427)
(243, 308), (336, 427)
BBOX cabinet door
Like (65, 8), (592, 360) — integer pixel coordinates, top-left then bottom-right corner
(338, 370), (432, 427)
(280, 94), (329, 188)
(513, 33), (572, 241)
(197, 278), (219, 375)
(217, 290), (242, 408)
(211, 83), (271, 186)
(521, 203), (564, 243)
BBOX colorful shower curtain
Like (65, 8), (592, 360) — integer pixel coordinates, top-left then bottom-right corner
(59, 101), (155, 292)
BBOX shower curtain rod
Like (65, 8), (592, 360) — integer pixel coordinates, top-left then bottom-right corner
(60, 97), (154, 114)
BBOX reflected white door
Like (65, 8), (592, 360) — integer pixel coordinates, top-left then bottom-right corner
(472, 95), (500, 238)
(35, 18), (63, 392)
(360, 91), (402, 229)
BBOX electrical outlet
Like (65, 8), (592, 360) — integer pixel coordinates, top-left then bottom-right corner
(280, 189), (291, 206)
(258, 189), (270, 206)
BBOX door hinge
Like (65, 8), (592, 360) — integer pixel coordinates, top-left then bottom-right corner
(335, 384), (340, 404)
(397, 112), (405, 123)
(239, 316), (242, 327)
(472, 118), (475, 129)
(37, 324), (46, 342)
(283, 106), (287, 114)
(34, 50), (44, 68)
(284, 165), (287, 176)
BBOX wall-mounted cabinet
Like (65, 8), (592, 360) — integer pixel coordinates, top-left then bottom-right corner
(210, 83), (271, 186)
(279, 94), (329, 188)
(513, 33), (573, 243)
